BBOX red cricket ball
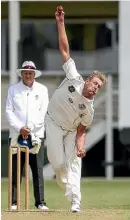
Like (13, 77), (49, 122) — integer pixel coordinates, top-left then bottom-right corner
(57, 6), (63, 14)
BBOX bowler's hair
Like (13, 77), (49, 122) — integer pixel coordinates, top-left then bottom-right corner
(87, 70), (108, 85)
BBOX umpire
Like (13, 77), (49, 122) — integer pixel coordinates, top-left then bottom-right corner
(6, 61), (49, 210)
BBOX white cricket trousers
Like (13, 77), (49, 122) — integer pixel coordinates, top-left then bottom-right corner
(45, 114), (81, 203)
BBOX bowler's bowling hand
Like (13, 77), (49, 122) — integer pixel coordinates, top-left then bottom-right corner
(55, 6), (65, 24)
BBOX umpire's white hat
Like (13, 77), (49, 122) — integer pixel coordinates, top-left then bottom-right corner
(16, 61), (41, 78)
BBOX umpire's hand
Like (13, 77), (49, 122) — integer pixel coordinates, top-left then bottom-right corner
(20, 126), (31, 140)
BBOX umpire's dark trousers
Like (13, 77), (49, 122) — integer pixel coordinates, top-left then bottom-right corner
(9, 139), (45, 207)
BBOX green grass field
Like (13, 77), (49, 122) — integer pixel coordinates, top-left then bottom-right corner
(2, 178), (130, 220)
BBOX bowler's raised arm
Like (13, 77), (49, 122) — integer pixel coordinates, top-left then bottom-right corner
(55, 6), (70, 64)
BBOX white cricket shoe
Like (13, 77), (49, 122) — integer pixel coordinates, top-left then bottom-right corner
(11, 204), (17, 210)
(71, 203), (80, 213)
(38, 204), (49, 211)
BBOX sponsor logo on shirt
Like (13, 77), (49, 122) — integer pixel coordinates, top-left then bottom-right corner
(68, 97), (73, 103)
(80, 113), (86, 118)
(79, 104), (86, 110)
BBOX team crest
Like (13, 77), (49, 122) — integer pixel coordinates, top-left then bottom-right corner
(68, 85), (75, 93)
(79, 104), (86, 110)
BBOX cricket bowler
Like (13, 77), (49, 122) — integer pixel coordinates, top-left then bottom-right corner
(45, 6), (107, 212)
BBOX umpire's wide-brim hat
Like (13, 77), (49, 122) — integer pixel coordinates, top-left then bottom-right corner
(16, 61), (41, 78)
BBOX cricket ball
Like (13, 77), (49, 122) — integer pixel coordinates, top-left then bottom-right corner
(57, 6), (63, 14)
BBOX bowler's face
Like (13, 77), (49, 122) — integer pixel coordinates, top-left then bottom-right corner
(83, 77), (103, 99)
(21, 71), (35, 87)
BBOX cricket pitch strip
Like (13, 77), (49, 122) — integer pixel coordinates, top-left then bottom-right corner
(2, 208), (130, 220)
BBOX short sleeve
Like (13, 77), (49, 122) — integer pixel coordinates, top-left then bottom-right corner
(81, 115), (93, 128)
(62, 58), (80, 79)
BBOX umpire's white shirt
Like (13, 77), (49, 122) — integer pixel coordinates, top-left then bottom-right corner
(6, 80), (49, 138)
(47, 58), (94, 131)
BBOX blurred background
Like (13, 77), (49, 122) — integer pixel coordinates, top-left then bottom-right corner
(1, 1), (130, 180)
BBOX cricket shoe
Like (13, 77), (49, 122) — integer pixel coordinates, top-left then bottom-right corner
(38, 204), (49, 211)
(71, 202), (80, 213)
(11, 204), (17, 210)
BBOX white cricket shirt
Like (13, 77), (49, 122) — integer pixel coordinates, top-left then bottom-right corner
(47, 58), (94, 131)
(6, 80), (49, 138)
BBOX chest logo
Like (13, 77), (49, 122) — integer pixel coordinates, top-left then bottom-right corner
(35, 95), (39, 100)
(79, 104), (86, 110)
(68, 85), (75, 93)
